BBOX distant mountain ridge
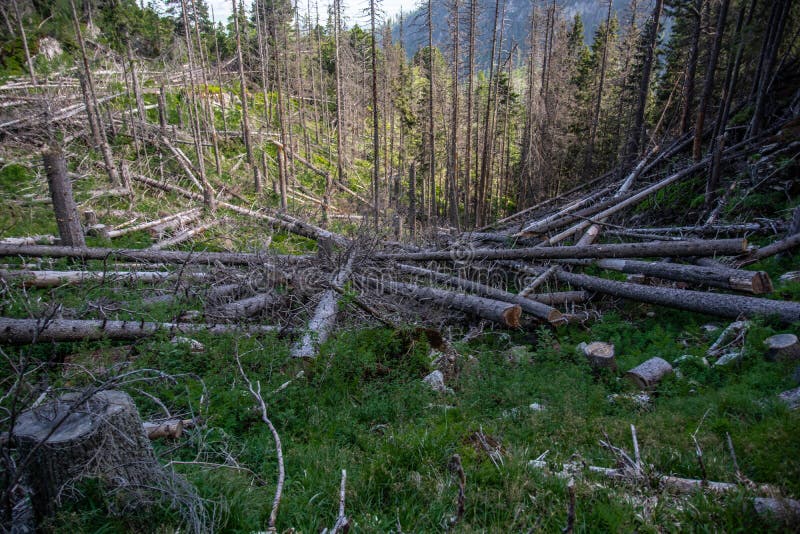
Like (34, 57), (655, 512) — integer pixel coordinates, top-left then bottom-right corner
(389, 0), (633, 64)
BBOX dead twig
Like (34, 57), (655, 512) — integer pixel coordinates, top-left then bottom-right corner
(235, 349), (284, 532)
(448, 453), (466, 527)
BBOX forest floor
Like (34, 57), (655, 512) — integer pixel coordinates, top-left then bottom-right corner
(2, 155), (800, 532)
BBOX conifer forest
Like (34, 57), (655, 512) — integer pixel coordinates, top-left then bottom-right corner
(0, 0), (799, 531)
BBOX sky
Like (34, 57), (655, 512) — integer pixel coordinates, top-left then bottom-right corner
(206, 0), (409, 26)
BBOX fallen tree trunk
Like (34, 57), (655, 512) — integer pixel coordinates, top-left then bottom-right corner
(737, 233), (800, 266)
(625, 357), (673, 389)
(0, 269), (206, 288)
(0, 317), (282, 344)
(516, 189), (615, 236)
(528, 460), (778, 495)
(376, 239), (748, 262)
(592, 258), (772, 294)
(131, 173), (347, 245)
(106, 208), (201, 239)
(291, 252), (356, 358)
(526, 291), (590, 306)
(526, 157), (711, 243)
(394, 263), (561, 323)
(513, 264), (800, 323)
(0, 235), (56, 246)
(0, 243), (302, 266)
(210, 291), (280, 320)
(150, 220), (219, 250)
(575, 149), (656, 246)
(607, 222), (786, 237)
(367, 278), (522, 328)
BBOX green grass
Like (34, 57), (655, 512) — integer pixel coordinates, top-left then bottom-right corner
(2, 284), (796, 532)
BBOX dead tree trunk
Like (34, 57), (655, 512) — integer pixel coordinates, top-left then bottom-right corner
(69, 0), (120, 185)
(130, 173), (347, 245)
(291, 252), (356, 358)
(0, 318), (282, 344)
(692, 0), (729, 161)
(376, 239), (747, 262)
(0, 243), (304, 267)
(43, 148), (85, 248)
(369, 279), (522, 328)
(395, 263), (561, 323)
(625, 357), (673, 389)
(0, 269), (205, 288)
(593, 258), (772, 294)
(11, 0), (35, 86)
(12, 390), (172, 522)
(514, 264), (800, 323)
(211, 291), (280, 320)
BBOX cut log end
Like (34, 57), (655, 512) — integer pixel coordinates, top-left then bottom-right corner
(503, 305), (523, 328)
(625, 357), (673, 390)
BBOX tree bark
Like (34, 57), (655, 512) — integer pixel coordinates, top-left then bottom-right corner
(291, 252), (356, 358)
(625, 357), (673, 389)
(763, 334), (800, 362)
(0, 269), (206, 288)
(593, 258), (772, 294)
(370, 279), (522, 328)
(581, 341), (617, 370)
(395, 263), (562, 323)
(12, 390), (170, 522)
(43, 148), (85, 248)
(0, 318), (282, 344)
(376, 239), (747, 262)
(0, 243), (303, 267)
(210, 291), (280, 320)
(514, 264), (800, 323)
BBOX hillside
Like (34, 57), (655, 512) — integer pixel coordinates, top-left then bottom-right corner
(390, 0), (632, 64)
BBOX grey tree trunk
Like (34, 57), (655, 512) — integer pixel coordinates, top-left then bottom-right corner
(394, 263), (561, 323)
(0, 318), (282, 344)
(371, 278), (522, 328)
(376, 238), (747, 262)
(43, 148), (85, 247)
(514, 264), (800, 324)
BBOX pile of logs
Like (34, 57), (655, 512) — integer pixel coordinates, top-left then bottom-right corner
(2, 115), (800, 359)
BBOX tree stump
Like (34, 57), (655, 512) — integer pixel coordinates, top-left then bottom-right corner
(580, 341), (617, 370)
(764, 334), (800, 361)
(12, 390), (168, 522)
(625, 357), (673, 389)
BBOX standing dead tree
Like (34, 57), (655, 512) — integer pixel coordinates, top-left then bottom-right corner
(43, 147), (85, 248)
